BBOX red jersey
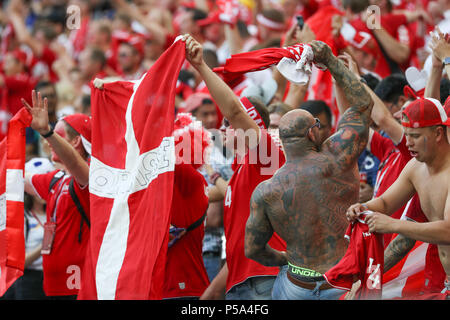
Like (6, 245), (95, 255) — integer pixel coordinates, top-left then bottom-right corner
(223, 130), (286, 293)
(31, 170), (90, 296)
(371, 133), (411, 210)
(346, 18), (386, 77)
(380, 14), (409, 42)
(381, 13), (414, 71)
(163, 163), (210, 299)
(371, 132), (411, 246)
(324, 213), (384, 300)
(349, 13), (409, 77)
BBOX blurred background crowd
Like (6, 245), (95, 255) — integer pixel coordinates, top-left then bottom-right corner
(1, 0), (450, 300)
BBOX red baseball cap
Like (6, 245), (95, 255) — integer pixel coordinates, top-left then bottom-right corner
(63, 114), (92, 154)
(401, 98), (448, 128)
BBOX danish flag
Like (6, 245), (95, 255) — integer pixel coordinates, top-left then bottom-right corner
(0, 108), (31, 296)
(78, 37), (186, 300)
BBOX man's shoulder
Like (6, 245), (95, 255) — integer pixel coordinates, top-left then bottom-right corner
(404, 158), (426, 180)
(251, 176), (280, 202)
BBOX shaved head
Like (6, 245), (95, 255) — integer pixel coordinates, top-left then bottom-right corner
(279, 109), (315, 141)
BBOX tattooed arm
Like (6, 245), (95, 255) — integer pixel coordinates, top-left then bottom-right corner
(310, 41), (373, 170)
(384, 231), (417, 272)
(245, 182), (287, 267)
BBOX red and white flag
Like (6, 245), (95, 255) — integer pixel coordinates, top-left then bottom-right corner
(78, 37), (186, 300)
(381, 196), (446, 299)
(382, 239), (428, 299)
(213, 43), (325, 85)
(0, 107), (32, 296)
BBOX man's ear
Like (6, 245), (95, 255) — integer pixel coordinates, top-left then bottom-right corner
(307, 127), (315, 142)
(435, 126), (446, 143)
(71, 135), (83, 149)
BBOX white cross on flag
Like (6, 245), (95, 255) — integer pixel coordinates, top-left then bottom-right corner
(0, 108), (31, 296)
(78, 37), (186, 300)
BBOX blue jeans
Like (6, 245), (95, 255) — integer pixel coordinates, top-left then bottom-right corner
(442, 280), (450, 294)
(225, 276), (275, 300)
(203, 252), (222, 282)
(272, 265), (346, 300)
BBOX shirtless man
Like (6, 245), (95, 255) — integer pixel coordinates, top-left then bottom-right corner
(244, 40), (374, 300)
(347, 97), (450, 297)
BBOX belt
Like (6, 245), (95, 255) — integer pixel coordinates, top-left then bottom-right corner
(287, 272), (334, 290)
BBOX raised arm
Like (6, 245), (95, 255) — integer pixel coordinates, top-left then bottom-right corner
(111, 0), (169, 46)
(371, 26), (411, 65)
(245, 181), (287, 267)
(22, 91), (89, 187)
(282, 24), (316, 108)
(427, 28), (450, 99)
(339, 53), (404, 144)
(183, 34), (261, 146)
(311, 41), (373, 170)
(8, 1), (44, 57)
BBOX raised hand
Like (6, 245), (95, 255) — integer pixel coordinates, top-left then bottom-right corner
(429, 27), (450, 63)
(21, 90), (51, 135)
(309, 40), (334, 66)
(183, 34), (203, 69)
(337, 52), (360, 78)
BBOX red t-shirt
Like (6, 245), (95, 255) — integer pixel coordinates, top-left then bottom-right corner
(371, 132), (412, 211)
(163, 163), (210, 299)
(324, 213), (384, 300)
(349, 13), (409, 77)
(370, 132), (412, 246)
(31, 170), (90, 296)
(380, 14), (408, 42)
(347, 18), (387, 77)
(381, 13), (414, 71)
(223, 130), (286, 292)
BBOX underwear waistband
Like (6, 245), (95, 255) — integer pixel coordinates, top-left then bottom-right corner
(287, 262), (325, 282)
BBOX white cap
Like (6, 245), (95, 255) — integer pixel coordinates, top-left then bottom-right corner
(25, 157), (55, 175)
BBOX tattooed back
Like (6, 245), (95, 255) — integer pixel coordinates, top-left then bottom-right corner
(256, 152), (359, 274)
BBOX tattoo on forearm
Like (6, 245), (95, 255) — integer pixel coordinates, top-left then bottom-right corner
(384, 234), (416, 272)
(326, 56), (372, 112)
